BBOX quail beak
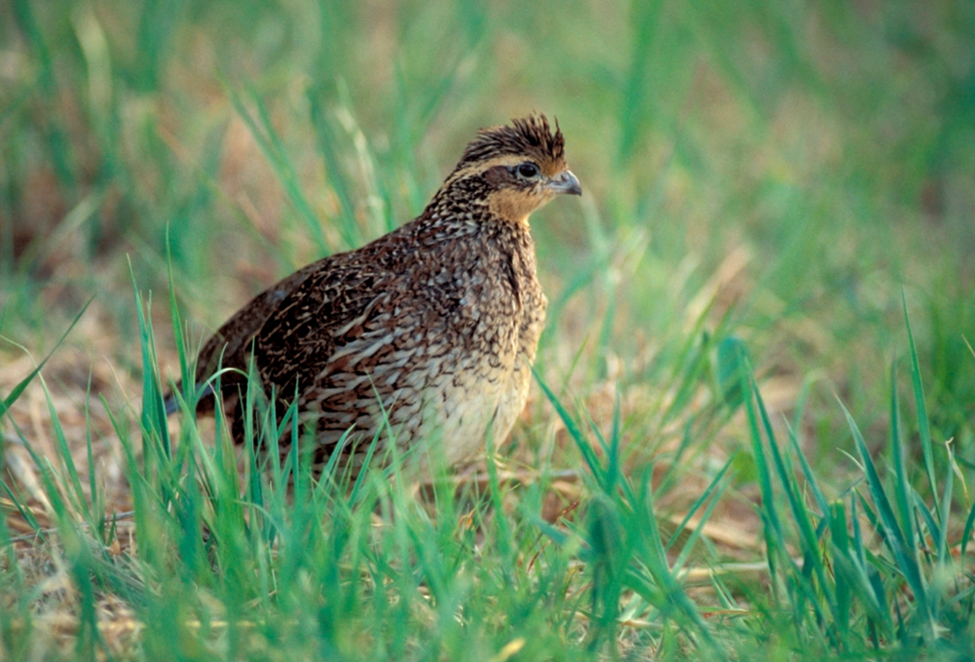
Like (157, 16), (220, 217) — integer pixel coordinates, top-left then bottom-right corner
(546, 170), (582, 196)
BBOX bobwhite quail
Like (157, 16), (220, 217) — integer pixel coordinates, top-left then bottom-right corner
(167, 114), (581, 473)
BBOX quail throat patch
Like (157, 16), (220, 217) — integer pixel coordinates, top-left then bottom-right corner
(487, 187), (547, 226)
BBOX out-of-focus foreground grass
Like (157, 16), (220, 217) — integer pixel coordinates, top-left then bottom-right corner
(1, 0), (974, 659)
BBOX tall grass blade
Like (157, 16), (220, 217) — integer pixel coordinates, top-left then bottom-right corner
(166, 230), (195, 406)
(670, 464), (733, 575)
(784, 418), (829, 517)
(532, 366), (605, 489)
(0, 296), (93, 419)
(738, 355), (784, 584)
(38, 376), (90, 524)
(902, 291), (939, 516)
(888, 361), (919, 564)
(937, 443), (954, 567)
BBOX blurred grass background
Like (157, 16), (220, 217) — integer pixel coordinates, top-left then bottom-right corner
(3, 0), (973, 458)
(1, 0), (975, 656)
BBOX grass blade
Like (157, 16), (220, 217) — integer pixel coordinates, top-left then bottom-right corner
(902, 291), (938, 518)
(532, 366), (606, 490)
(0, 296), (93, 419)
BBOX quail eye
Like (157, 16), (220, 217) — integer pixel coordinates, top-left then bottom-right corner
(516, 162), (540, 179)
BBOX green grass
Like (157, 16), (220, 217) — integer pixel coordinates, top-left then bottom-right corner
(1, 274), (973, 659)
(2, 0), (975, 658)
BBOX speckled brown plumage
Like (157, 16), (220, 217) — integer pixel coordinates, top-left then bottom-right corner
(167, 114), (581, 473)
